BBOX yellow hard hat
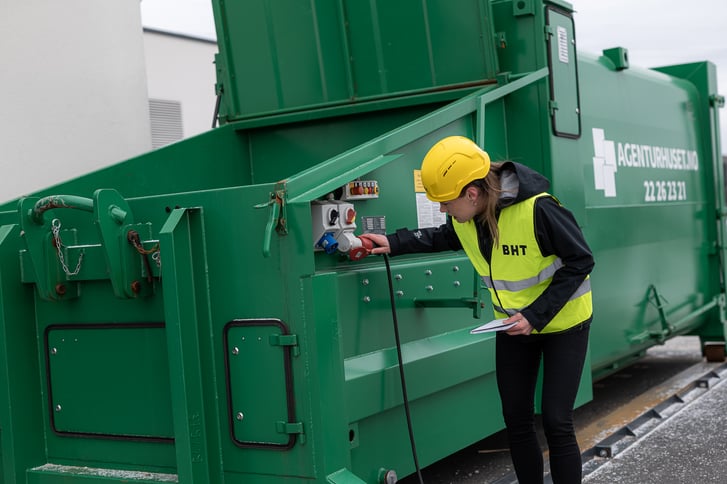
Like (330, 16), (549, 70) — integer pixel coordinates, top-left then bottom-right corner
(420, 136), (491, 202)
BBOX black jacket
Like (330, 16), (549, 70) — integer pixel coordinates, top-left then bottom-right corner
(386, 162), (594, 332)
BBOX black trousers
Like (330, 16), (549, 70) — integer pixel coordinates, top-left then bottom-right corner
(495, 321), (590, 484)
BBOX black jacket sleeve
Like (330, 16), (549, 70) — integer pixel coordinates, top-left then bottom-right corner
(386, 218), (463, 255)
(520, 197), (595, 331)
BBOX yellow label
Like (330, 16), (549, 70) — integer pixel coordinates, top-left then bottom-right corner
(413, 169), (425, 193)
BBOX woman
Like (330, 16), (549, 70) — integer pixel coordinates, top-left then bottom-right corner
(360, 136), (594, 484)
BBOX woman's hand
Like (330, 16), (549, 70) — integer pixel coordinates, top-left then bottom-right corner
(504, 313), (534, 335)
(358, 233), (391, 255)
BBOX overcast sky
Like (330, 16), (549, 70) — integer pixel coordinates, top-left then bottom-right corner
(140, 0), (726, 154)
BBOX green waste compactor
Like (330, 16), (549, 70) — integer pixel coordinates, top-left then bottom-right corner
(0, 1), (724, 483)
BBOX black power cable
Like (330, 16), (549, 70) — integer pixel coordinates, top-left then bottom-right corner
(383, 254), (425, 484)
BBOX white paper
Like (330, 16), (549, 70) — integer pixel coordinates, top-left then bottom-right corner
(415, 193), (446, 228)
(470, 318), (516, 334)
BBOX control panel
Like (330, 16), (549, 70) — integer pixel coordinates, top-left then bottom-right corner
(311, 180), (380, 261)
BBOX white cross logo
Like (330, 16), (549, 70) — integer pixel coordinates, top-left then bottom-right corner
(592, 128), (617, 197)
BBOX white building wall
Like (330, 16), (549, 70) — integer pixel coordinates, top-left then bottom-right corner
(142, 30), (218, 139)
(0, 1), (152, 203)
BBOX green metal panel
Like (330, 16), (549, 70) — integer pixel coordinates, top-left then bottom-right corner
(0, 65), (583, 484)
(159, 207), (225, 483)
(545, 7), (580, 137)
(0, 224), (45, 483)
(0, 1), (723, 483)
(576, 53), (722, 376)
(0, 124), (254, 216)
(490, 0), (554, 183)
(212, 0), (499, 122)
(224, 320), (298, 448)
(654, 61), (727, 341)
(342, 0), (497, 96)
(45, 324), (172, 439)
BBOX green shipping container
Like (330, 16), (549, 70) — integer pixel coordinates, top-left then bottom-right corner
(0, 1), (723, 483)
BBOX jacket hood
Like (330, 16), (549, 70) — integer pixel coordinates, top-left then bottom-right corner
(497, 161), (551, 206)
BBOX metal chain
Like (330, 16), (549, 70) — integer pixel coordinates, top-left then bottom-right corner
(152, 250), (161, 269)
(130, 235), (160, 255)
(51, 218), (83, 276)
(127, 230), (161, 269)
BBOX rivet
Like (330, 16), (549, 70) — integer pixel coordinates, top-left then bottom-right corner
(363, 296), (371, 303)
(51, 348), (58, 355)
(55, 404), (62, 412)
(232, 347), (239, 355)
(425, 285), (434, 292)
(236, 412), (244, 421)
(452, 266), (460, 272)
(395, 274), (403, 280)
(384, 470), (398, 484)
(453, 281), (461, 287)
(424, 269), (432, 276)
(362, 278), (370, 286)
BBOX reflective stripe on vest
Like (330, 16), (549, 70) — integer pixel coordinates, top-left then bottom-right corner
(452, 193), (592, 334)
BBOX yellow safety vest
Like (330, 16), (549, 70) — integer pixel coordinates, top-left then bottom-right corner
(453, 193), (592, 334)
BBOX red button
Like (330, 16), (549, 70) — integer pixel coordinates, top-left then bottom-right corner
(346, 208), (356, 224)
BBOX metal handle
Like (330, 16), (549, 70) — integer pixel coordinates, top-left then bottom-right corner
(262, 200), (280, 258)
(31, 194), (127, 225)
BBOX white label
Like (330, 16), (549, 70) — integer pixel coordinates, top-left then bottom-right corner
(557, 26), (569, 64)
(415, 193), (446, 228)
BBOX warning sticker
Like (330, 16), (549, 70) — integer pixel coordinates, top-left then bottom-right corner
(416, 193), (446, 228)
(413, 169), (446, 228)
(413, 169), (425, 192)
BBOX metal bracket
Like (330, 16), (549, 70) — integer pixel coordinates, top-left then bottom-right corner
(255, 187), (286, 258)
(269, 333), (299, 357)
(275, 420), (304, 435)
(269, 334), (298, 347)
(414, 298), (484, 320)
(544, 25), (554, 40)
(17, 189), (145, 300)
(647, 284), (672, 342)
(548, 100), (559, 116)
(275, 421), (305, 444)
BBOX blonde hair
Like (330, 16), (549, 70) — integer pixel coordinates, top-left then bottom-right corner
(464, 162), (504, 247)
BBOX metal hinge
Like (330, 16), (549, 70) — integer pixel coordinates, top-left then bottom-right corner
(276, 421), (304, 434)
(276, 420), (305, 444)
(256, 187), (287, 258)
(549, 100), (559, 116)
(269, 333), (299, 356)
(544, 25), (554, 41)
(269, 333), (298, 346)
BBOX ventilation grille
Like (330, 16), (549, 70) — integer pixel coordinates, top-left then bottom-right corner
(149, 99), (183, 149)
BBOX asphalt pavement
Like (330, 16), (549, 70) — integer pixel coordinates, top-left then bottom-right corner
(399, 336), (720, 484)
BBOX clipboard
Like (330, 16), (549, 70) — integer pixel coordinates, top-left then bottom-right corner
(470, 318), (516, 334)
